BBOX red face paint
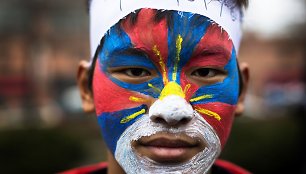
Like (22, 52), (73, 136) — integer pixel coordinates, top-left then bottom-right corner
(93, 62), (148, 115)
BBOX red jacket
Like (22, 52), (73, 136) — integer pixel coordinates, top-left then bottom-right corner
(59, 159), (251, 174)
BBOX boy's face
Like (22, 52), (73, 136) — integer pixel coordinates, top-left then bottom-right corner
(91, 9), (241, 173)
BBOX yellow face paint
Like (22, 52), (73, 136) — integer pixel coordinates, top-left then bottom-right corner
(195, 107), (221, 121)
(120, 109), (146, 124)
(129, 96), (147, 103)
(148, 83), (162, 93)
(173, 35), (183, 81)
(153, 45), (169, 85)
(190, 95), (213, 103)
(184, 84), (191, 94)
(159, 81), (185, 100)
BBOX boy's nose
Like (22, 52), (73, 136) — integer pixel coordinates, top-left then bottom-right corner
(149, 95), (194, 126)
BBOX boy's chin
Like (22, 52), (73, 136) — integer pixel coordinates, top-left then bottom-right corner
(113, 113), (221, 174)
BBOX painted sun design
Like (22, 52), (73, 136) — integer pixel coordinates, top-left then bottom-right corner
(120, 34), (222, 124)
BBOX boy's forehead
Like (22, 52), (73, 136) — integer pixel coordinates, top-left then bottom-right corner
(103, 9), (233, 61)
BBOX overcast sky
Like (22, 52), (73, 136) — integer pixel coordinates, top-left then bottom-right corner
(243, 0), (306, 38)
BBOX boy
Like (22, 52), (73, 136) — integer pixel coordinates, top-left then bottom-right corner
(64, 0), (250, 173)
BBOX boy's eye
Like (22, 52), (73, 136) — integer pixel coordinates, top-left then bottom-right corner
(124, 68), (151, 77)
(108, 67), (155, 84)
(189, 67), (227, 85)
(191, 68), (221, 78)
(191, 68), (217, 78)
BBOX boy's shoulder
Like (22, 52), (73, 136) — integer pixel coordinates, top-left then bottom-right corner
(59, 162), (108, 174)
(59, 160), (251, 174)
(213, 159), (251, 174)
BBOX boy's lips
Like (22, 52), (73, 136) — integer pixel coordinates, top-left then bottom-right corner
(132, 133), (206, 164)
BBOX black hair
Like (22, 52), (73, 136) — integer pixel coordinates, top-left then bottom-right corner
(86, 0), (92, 13)
(237, 0), (249, 8)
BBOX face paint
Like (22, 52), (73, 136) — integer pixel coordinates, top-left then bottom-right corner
(92, 9), (239, 174)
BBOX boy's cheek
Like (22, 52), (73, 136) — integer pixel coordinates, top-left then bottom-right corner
(194, 102), (236, 147)
(93, 63), (145, 115)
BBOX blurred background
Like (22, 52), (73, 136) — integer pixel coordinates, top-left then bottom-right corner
(0, 0), (305, 173)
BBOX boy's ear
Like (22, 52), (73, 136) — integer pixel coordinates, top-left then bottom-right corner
(77, 60), (95, 113)
(235, 62), (250, 116)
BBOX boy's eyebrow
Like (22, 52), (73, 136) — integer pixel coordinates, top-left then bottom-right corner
(111, 47), (150, 58)
(194, 45), (231, 59)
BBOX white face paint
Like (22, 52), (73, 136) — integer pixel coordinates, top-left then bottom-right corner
(149, 95), (194, 124)
(115, 95), (221, 174)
